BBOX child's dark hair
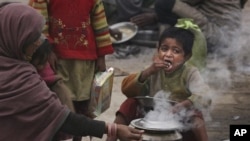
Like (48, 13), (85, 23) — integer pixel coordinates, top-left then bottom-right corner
(31, 39), (52, 66)
(158, 27), (194, 56)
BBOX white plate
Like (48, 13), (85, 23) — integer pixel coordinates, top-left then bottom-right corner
(130, 118), (183, 131)
(109, 22), (138, 44)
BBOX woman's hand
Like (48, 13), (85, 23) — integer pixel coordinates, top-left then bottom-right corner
(130, 12), (157, 27)
(116, 124), (144, 141)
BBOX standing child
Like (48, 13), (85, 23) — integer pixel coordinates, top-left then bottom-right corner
(29, 0), (114, 140)
(114, 22), (212, 141)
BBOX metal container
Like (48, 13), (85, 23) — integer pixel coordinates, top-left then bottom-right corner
(130, 118), (183, 132)
(141, 131), (182, 141)
(130, 118), (183, 141)
(134, 96), (177, 109)
(130, 97), (182, 141)
(109, 22), (138, 44)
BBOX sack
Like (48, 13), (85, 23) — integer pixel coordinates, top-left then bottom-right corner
(89, 67), (114, 118)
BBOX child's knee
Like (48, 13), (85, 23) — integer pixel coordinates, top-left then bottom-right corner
(114, 112), (130, 125)
(193, 116), (206, 128)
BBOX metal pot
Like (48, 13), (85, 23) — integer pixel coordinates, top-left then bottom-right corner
(131, 97), (182, 141)
(134, 96), (177, 109)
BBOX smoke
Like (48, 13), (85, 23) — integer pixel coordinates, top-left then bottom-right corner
(191, 10), (250, 137)
(201, 10), (249, 104)
(144, 91), (175, 122)
(143, 91), (200, 131)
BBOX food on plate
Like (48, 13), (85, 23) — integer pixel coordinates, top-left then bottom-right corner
(109, 22), (138, 44)
(111, 28), (134, 43)
(119, 28), (134, 38)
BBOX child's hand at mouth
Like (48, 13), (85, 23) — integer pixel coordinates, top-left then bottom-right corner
(164, 60), (172, 71)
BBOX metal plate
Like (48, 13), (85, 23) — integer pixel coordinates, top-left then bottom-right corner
(109, 22), (138, 44)
(130, 118), (183, 132)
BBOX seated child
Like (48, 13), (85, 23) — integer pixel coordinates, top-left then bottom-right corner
(31, 39), (75, 112)
(31, 39), (75, 140)
(114, 24), (211, 141)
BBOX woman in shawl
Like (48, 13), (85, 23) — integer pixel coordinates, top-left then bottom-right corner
(0, 2), (143, 141)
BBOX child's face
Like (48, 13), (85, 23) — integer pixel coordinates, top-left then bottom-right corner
(158, 38), (189, 73)
(31, 58), (46, 71)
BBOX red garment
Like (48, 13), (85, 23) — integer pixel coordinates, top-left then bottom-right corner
(116, 98), (142, 124)
(47, 0), (113, 60)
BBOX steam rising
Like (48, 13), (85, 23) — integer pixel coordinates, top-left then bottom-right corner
(143, 91), (195, 131)
(144, 91), (175, 122)
(194, 4), (250, 109)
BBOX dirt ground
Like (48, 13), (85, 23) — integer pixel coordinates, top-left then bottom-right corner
(5, 0), (250, 141)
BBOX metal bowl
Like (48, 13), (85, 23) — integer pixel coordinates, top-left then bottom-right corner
(134, 96), (177, 109)
(109, 22), (138, 44)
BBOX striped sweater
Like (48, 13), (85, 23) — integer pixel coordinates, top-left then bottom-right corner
(121, 65), (212, 111)
(29, 0), (114, 60)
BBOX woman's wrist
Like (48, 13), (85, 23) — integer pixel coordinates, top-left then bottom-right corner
(106, 123), (117, 141)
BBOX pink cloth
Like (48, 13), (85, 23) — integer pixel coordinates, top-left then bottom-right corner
(38, 62), (57, 85)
